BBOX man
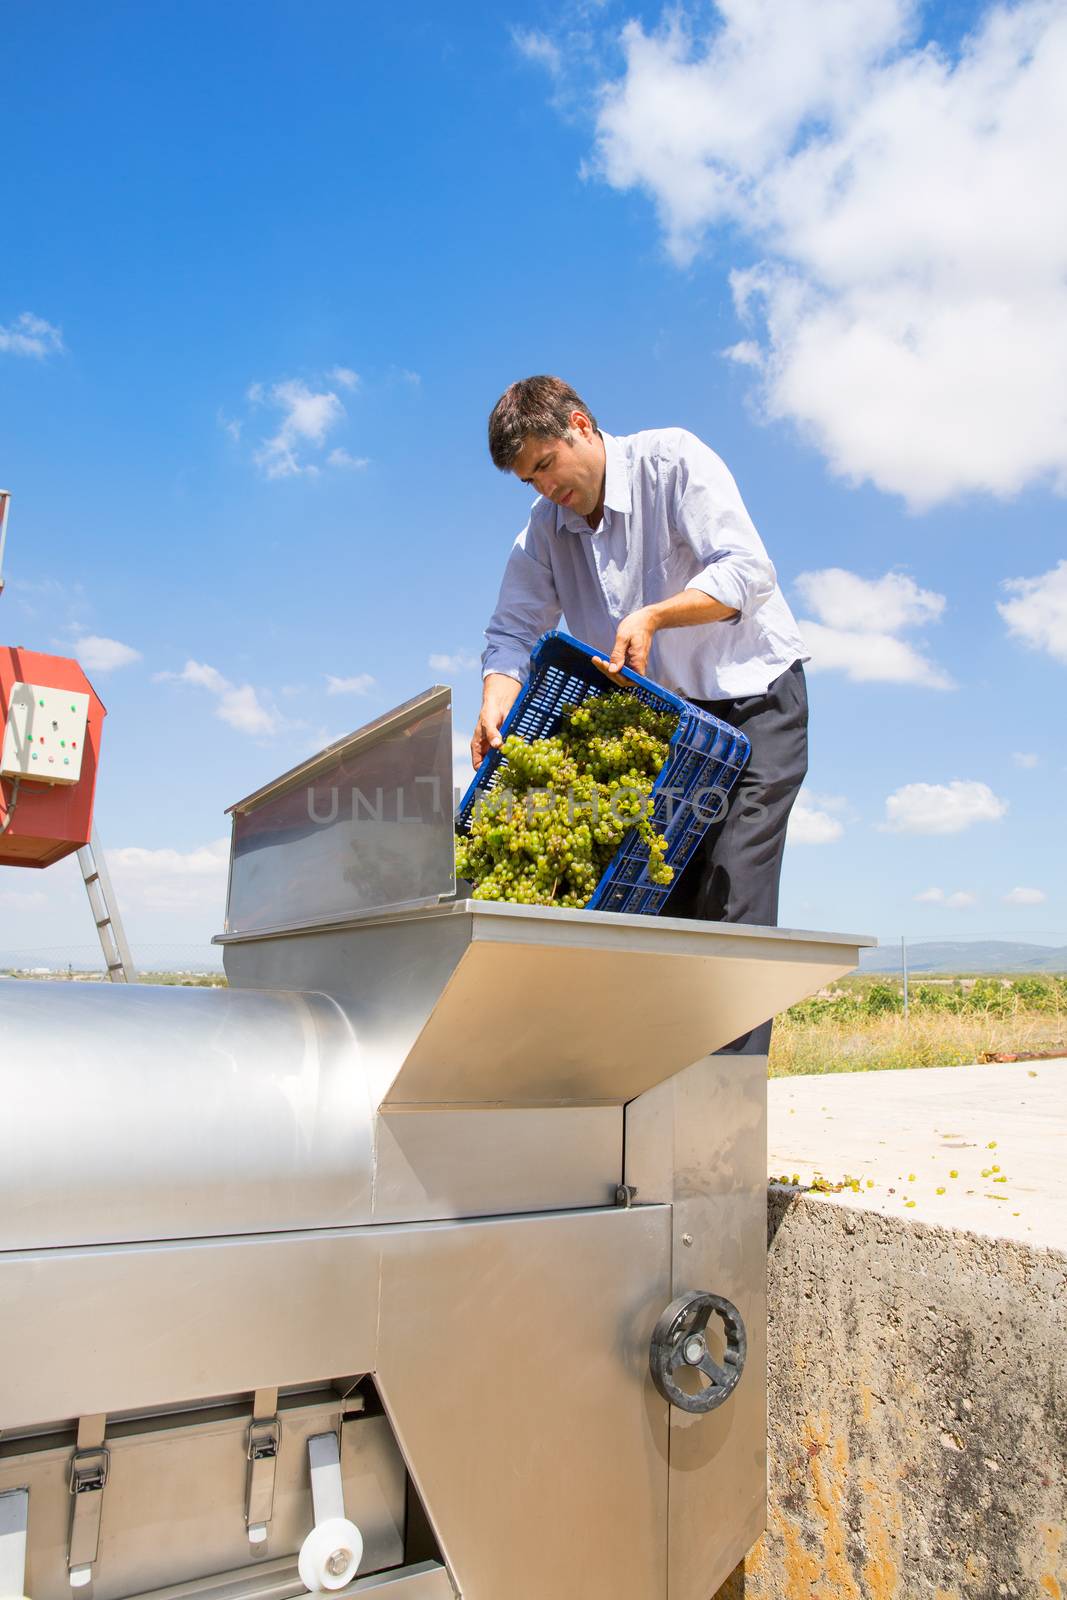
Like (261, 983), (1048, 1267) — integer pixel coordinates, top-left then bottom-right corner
(474, 375), (809, 1054)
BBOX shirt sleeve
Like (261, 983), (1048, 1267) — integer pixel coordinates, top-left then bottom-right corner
(668, 431), (777, 622)
(481, 519), (563, 683)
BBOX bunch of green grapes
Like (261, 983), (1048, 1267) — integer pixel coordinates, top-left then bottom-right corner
(455, 692), (677, 908)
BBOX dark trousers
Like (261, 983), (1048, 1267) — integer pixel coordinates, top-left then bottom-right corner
(664, 660), (809, 1055)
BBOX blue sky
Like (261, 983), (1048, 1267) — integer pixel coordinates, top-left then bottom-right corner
(2, 0), (1065, 966)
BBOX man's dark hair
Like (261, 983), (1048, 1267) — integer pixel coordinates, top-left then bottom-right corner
(488, 376), (600, 471)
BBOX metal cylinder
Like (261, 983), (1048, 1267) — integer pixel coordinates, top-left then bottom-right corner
(0, 979), (373, 1249)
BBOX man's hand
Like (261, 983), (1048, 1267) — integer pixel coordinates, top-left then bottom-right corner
(472, 673), (523, 767)
(593, 608), (658, 684)
(593, 592), (739, 684)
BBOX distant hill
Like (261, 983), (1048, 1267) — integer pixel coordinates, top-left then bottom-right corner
(860, 940), (1067, 975)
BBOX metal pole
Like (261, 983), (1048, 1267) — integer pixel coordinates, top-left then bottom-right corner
(0, 491), (11, 595)
(901, 935), (909, 1020)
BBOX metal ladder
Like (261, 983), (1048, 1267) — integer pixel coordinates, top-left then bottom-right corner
(77, 828), (138, 983)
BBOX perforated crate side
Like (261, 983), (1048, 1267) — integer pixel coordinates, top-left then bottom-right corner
(455, 631), (749, 916)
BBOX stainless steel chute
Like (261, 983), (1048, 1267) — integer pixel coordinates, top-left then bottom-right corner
(0, 685), (873, 1600)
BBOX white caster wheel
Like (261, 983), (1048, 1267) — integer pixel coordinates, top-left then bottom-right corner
(298, 1516), (363, 1592)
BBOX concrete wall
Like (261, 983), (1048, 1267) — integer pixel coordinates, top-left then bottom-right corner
(714, 1189), (1067, 1600)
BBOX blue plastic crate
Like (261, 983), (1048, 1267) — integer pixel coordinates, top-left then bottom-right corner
(456, 630), (750, 916)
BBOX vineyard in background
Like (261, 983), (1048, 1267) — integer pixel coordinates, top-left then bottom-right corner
(771, 973), (1067, 1077)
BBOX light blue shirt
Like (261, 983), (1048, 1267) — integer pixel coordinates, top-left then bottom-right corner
(481, 428), (808, 701)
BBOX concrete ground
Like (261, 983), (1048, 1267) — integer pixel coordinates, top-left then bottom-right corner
(768, 1058), (1067, 1252)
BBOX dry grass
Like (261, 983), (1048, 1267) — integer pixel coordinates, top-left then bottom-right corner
(769, 1005), (1067, 1078)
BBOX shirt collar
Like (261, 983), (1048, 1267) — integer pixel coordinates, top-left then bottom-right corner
(557, 430), (632, 534)
(601, 431), (633, 516)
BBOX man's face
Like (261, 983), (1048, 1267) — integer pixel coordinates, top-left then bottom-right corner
(511, 411), (605, 517)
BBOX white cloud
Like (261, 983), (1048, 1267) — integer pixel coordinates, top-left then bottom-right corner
(882, 779), (1008, 834)
(796, 569), (944, 633)
(723, 339), (762, 369)
(794, 568), (952, 686)
(913, 886), (979, 908)
(253, 379), (346, 479)
(1012, 751), (1040, 769)
(158, 660), (281, 736)
(513, 27), (562, 75)
(7, 576), (89, 629)
(73, 634), (142, 672)
(0, 312), (64, 358)
(235, 367), (376, 477)
(428, 650), (480, 673)
(301, 725), (348, 755)
(800, 622), (952, 687)
(0, 887), (49, 910)
(787, 788), (846, 845)
(326, 447), (369, 470)
(325, 673), (376, 696)
(997, 561), (1067, 665)
(580, 1), (1067, 507)
(106, 838), (230, 912)
(1002, 885), (1047, 905)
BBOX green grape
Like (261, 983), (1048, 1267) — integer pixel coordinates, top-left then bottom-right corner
(457, 689), (679, 908)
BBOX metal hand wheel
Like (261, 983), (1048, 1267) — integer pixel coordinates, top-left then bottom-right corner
(649, 1291), (747, 1414)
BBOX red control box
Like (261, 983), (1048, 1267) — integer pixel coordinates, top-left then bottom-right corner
(0, 647), (106, 867)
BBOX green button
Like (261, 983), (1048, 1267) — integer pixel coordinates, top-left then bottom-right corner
(39, 698), (44, 707)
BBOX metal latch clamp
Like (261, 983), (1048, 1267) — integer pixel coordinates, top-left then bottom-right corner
(68, 1443), (110, 1588)
(246, 1389), (281, 1546)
